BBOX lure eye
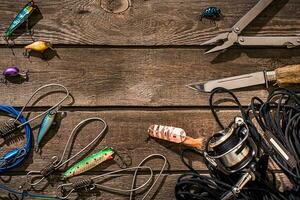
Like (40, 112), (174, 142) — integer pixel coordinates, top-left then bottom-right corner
(46, 42), (52, 48)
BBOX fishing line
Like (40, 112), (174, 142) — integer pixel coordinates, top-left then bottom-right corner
(14, 83), (69, 128)
(57, 154), (168, 199)
(0, 83), (69, 173)
(0, 106), (31, 173)
(0, 183), (58, 199)
(27, 117), (108, 186)
(175, 87), (300, 200)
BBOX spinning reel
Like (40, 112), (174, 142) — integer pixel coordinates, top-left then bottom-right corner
(204, 117), (266, 200)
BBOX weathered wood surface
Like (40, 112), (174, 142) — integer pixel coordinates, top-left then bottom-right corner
(1, 47), (300, 107)
(0, 0), (299, 45)
(0, 110), (283, 173)
(1, 110), (236, 173)
(0, 174), (177, 199)
(0, 0), (298, 199)
(0, 173), (290, 199)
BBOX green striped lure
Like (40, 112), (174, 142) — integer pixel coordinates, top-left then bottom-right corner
(62, 147), (114, 179)
(4, 1), (37, 41)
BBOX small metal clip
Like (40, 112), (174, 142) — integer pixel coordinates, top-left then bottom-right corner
(0, 84), (69, 142)
(56, 154), (168, 200)
(27, 117), (107, 187)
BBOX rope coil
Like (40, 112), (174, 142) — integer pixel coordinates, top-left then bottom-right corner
(175, 87), (300, 200)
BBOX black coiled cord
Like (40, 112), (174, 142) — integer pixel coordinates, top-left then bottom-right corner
(175, 87), (300, 200)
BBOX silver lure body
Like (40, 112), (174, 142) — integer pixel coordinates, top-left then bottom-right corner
(35, 110), (57, 151)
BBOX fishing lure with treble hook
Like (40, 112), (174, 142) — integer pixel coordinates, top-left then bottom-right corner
(24, 41), (54, 58)
(26, 117), (108, 186)
(57, 154), (168, 200)
(62, 147), (115, 179)
(0, 83), (69, 173)
(3, 66), (28, 80)
(3, 1), (37, 42)
(0, 66), (29, 85)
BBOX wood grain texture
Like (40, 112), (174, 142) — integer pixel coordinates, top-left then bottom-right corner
(0, 174), (178, 199)
(0, 173), (292, 199)
(0, 0), (299, 45)
(1, 110), (235, 173)
(276, 64), (300, 86)
(0, 110), (283, 172)
(1, 47), (300, 107)
(0, 0), (297, 198)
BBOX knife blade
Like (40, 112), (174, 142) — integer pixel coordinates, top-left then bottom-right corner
(187, 64), (300, 93)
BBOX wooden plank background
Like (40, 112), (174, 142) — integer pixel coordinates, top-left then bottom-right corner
(0, 0), (299, 199)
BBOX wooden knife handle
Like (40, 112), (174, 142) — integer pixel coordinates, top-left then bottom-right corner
(275, 64), (300, 86)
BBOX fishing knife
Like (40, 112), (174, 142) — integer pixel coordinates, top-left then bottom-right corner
(187, 64), (300, 92)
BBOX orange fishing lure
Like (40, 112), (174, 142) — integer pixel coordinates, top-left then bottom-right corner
(24, 41), (53, 57)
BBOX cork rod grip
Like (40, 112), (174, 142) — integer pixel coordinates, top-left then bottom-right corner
(275, 64), (300, 86)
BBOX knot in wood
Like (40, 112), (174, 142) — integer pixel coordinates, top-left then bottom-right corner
(100, 0), (131, 14)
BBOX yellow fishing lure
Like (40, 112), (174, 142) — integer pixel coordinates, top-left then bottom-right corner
(25, 41), (52, 52)
(24, 41), (53, 57)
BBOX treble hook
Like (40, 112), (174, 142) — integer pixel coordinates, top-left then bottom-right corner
(26, 117), (107, 187)
(56, 154), (168, 199)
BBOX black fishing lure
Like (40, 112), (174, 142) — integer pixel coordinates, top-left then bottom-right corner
(200, 7), (222, 21)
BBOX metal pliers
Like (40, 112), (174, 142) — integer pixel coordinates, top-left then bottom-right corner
(202, 0), (300, 54)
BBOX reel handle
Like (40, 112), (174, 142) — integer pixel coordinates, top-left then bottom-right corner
(221, 171), (254, 200)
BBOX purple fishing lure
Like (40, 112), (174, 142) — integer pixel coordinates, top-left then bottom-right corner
(3, 66), (28, 79)
(3, 66), (20, 77)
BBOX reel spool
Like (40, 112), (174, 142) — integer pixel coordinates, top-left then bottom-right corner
(204, 117), (258, 199)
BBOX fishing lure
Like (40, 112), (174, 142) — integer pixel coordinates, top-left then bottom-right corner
(24, 41), (53, 57)
(26, 117), (108, 186)
(148, 124), (204, 149)
(0, 84), (69, 173)
(148, 124), (186, 143)
(62, 147), (114, 179)
(57, 154), (167, 200)
(3, 1), (37, 41)
(35, 109), (57, 152)
(200, 7), (222, 21)
(0, 84), (68, 140)
(3, 66), (28, 79)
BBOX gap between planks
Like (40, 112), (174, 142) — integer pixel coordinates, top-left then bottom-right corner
(16, 106), (245, 112)
(1, 44), (299, 50)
